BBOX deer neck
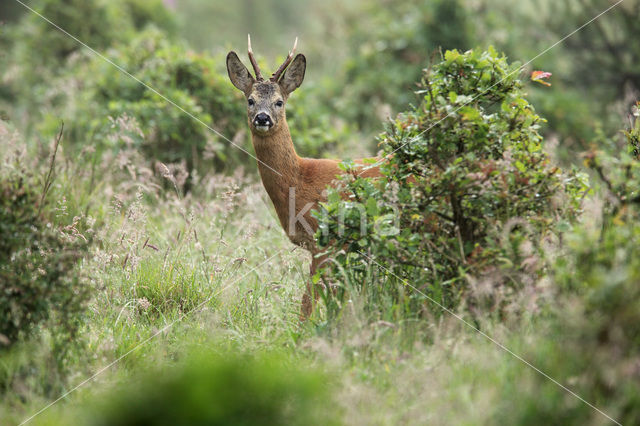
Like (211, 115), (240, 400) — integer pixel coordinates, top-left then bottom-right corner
(251, 120), (301, 214)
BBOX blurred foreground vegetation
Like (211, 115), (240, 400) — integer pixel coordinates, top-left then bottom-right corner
(1, 0), (640, 424)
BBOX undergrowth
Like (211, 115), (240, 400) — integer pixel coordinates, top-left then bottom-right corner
(1, 55), (639, 426)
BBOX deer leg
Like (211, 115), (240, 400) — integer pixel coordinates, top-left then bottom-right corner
(300, 253), (327, 320)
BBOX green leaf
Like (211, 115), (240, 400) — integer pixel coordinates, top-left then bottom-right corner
(327, 190), (341, 204)
(366, 197), (378, 216)
(460, 106), (481, 122)
(444, 49), (461, 65)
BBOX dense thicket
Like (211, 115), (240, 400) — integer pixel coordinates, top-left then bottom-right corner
(0, 127), (89, 350)
(494, 108), (640, 424)
(315, 48), (586, 320)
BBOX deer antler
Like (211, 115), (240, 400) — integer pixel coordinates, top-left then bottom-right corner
(247, 34), (264, 81)
(270, 37), (298, 82)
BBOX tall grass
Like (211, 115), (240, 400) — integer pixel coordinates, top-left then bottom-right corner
(2, 94), (639, 426)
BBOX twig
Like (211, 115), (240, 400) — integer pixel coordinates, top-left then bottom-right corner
(455, 225), (467, 265)
(38, 122), (64, 216)
(593, 163), (621, 205)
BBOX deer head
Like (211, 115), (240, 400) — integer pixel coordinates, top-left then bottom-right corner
(226, 35), (306, 136)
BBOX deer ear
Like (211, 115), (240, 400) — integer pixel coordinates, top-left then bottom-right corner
(226, 51), (254, 94)
(279, 54), (306, 95)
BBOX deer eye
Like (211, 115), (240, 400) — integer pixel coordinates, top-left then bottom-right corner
(248, 98), (255, 107)
(275, 100), (283, 108)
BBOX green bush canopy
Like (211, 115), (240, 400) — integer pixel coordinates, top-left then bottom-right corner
(315, 48), (586, 320)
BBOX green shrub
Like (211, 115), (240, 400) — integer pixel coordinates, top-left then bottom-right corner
(5, 0), (174, 66)
(2, 0), (251, 175)
(314, 48), (586, 321)
(558, 107), (640, 295)
(13, 0), (128, 67)
(495, 108), (640, 425)
(87, 350), (338, 426)
(0, 132), (90, 349)
(0, 0), (177, 137)
(60, 28), (247, 173)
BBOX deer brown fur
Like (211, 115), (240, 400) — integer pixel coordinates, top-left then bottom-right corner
(226, 37), (381, 318)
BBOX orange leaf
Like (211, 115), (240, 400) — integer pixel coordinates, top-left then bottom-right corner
(531, 70), (552, 86)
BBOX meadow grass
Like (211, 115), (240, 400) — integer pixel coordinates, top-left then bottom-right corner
(1, 119), (628, 425)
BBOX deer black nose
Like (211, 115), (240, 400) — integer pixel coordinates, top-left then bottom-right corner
(254, 113), (272, 127)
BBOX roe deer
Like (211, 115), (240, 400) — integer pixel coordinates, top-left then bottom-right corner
(226, 36), (382, 318)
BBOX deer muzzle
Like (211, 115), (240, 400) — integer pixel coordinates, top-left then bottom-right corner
(253, 112), (273, 132)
